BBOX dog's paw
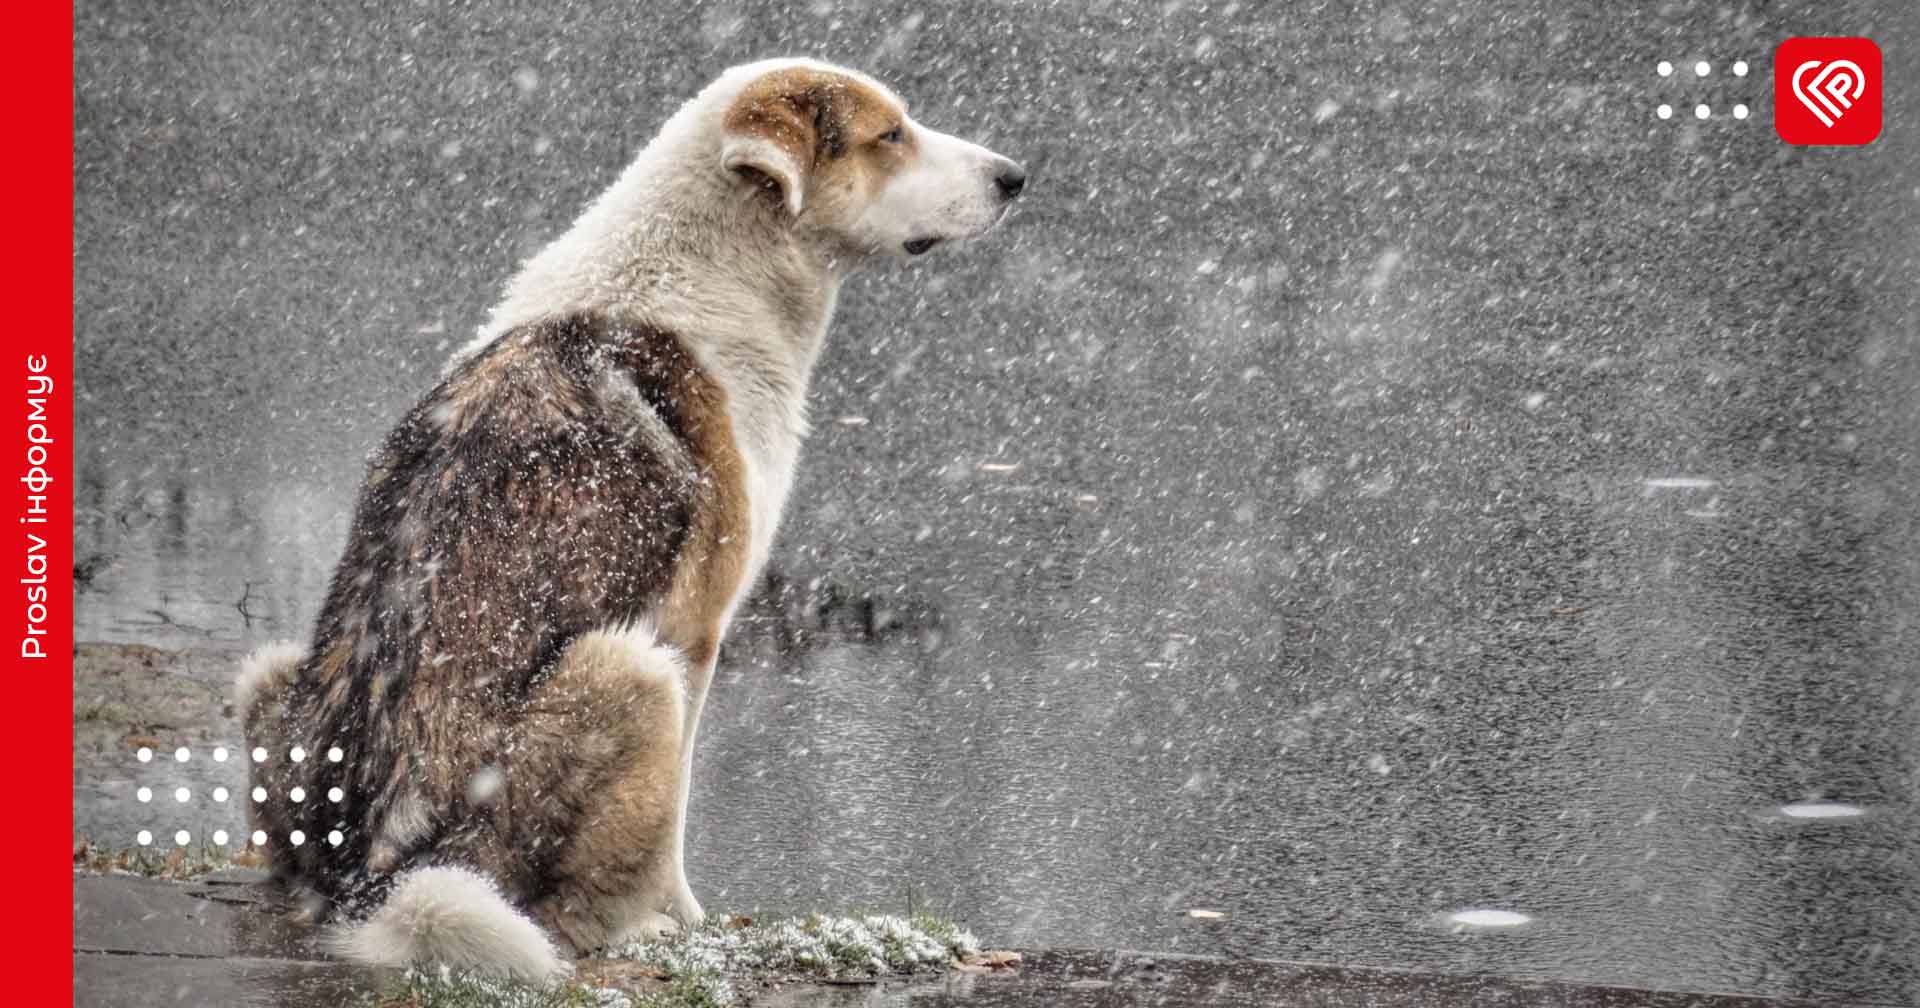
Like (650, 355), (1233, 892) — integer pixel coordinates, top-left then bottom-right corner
(669, 882), (705, 930)
(614, 911), (684, 945)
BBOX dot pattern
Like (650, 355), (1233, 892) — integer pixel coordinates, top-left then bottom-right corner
(128, 740), (356, 850)
(1652, 58), (1753, 123)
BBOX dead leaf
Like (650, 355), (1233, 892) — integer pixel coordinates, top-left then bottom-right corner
(962, 950), (1023, 970)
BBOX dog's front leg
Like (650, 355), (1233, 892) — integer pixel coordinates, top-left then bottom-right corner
(664, 651), (717, 927)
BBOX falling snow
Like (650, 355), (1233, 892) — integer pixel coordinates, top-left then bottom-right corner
(70, 1), (1920, 1004)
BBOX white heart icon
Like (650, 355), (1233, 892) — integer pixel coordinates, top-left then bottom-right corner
(1791, 58), (1867, 127)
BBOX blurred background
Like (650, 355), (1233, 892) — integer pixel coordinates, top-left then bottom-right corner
(75, 0), (1917, 1001)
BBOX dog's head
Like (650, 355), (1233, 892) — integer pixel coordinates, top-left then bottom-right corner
(707, 59), (1025, 259)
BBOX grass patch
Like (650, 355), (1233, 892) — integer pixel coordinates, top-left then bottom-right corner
(72, 837), (263, 880)
(595, 910), (983, 1005)
(371, 910), (990, 1008)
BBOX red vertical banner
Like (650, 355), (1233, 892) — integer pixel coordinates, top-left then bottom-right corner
(8, 2), (75, 1002)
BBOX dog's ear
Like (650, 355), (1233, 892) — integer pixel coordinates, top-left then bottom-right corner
(720, 77), (843, 218)
(720, 131), (807, 217)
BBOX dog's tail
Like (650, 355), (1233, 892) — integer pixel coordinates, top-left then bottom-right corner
(331, 865), (570, 982)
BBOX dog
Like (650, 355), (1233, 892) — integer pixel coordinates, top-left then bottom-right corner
(236, 56), (1024, 982)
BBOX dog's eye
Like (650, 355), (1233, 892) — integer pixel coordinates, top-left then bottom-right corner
(878, 127), (903, 144)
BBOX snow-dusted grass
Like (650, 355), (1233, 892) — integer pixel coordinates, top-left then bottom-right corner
(73, 838), (260, 880)
(609, 911), (979, 978)
(600, 911), (982, 1005)
(374, 911), (982, 1008)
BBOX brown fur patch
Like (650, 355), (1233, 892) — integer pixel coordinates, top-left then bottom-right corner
(722, 67), (910, 214)
(496, 628), (687, 952)
(251, 310), (748, 917)
(655, 408), (748, 670)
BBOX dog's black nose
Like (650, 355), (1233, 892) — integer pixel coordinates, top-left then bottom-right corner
(995, 164), (1027, 200)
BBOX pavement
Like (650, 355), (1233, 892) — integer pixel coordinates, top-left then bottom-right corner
(73, 871), (1865, 1008)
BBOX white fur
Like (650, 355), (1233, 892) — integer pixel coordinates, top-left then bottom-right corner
(856, 115), (1017, 253)
(331, 865), (569, 983)
(234, 640), (304, 716)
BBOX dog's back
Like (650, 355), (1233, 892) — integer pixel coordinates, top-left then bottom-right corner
(242, 311), (722, 969)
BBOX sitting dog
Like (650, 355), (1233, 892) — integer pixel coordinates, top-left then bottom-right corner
(237, 57), (1025, 981)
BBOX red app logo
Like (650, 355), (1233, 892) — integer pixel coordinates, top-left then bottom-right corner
(1775, 37), (1882, 145)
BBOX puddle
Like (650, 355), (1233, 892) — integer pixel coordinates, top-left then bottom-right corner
(1775, 802), (1866, 821)
(1445, 908), (1533, 930)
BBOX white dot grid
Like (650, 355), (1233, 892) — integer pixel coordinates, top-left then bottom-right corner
(1652, 58), (1753, 123)
(125, 740), (355, 853)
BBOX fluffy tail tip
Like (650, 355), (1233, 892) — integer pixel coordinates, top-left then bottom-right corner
(331, 866), (570, 983)
(234, 640), (304, 716)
